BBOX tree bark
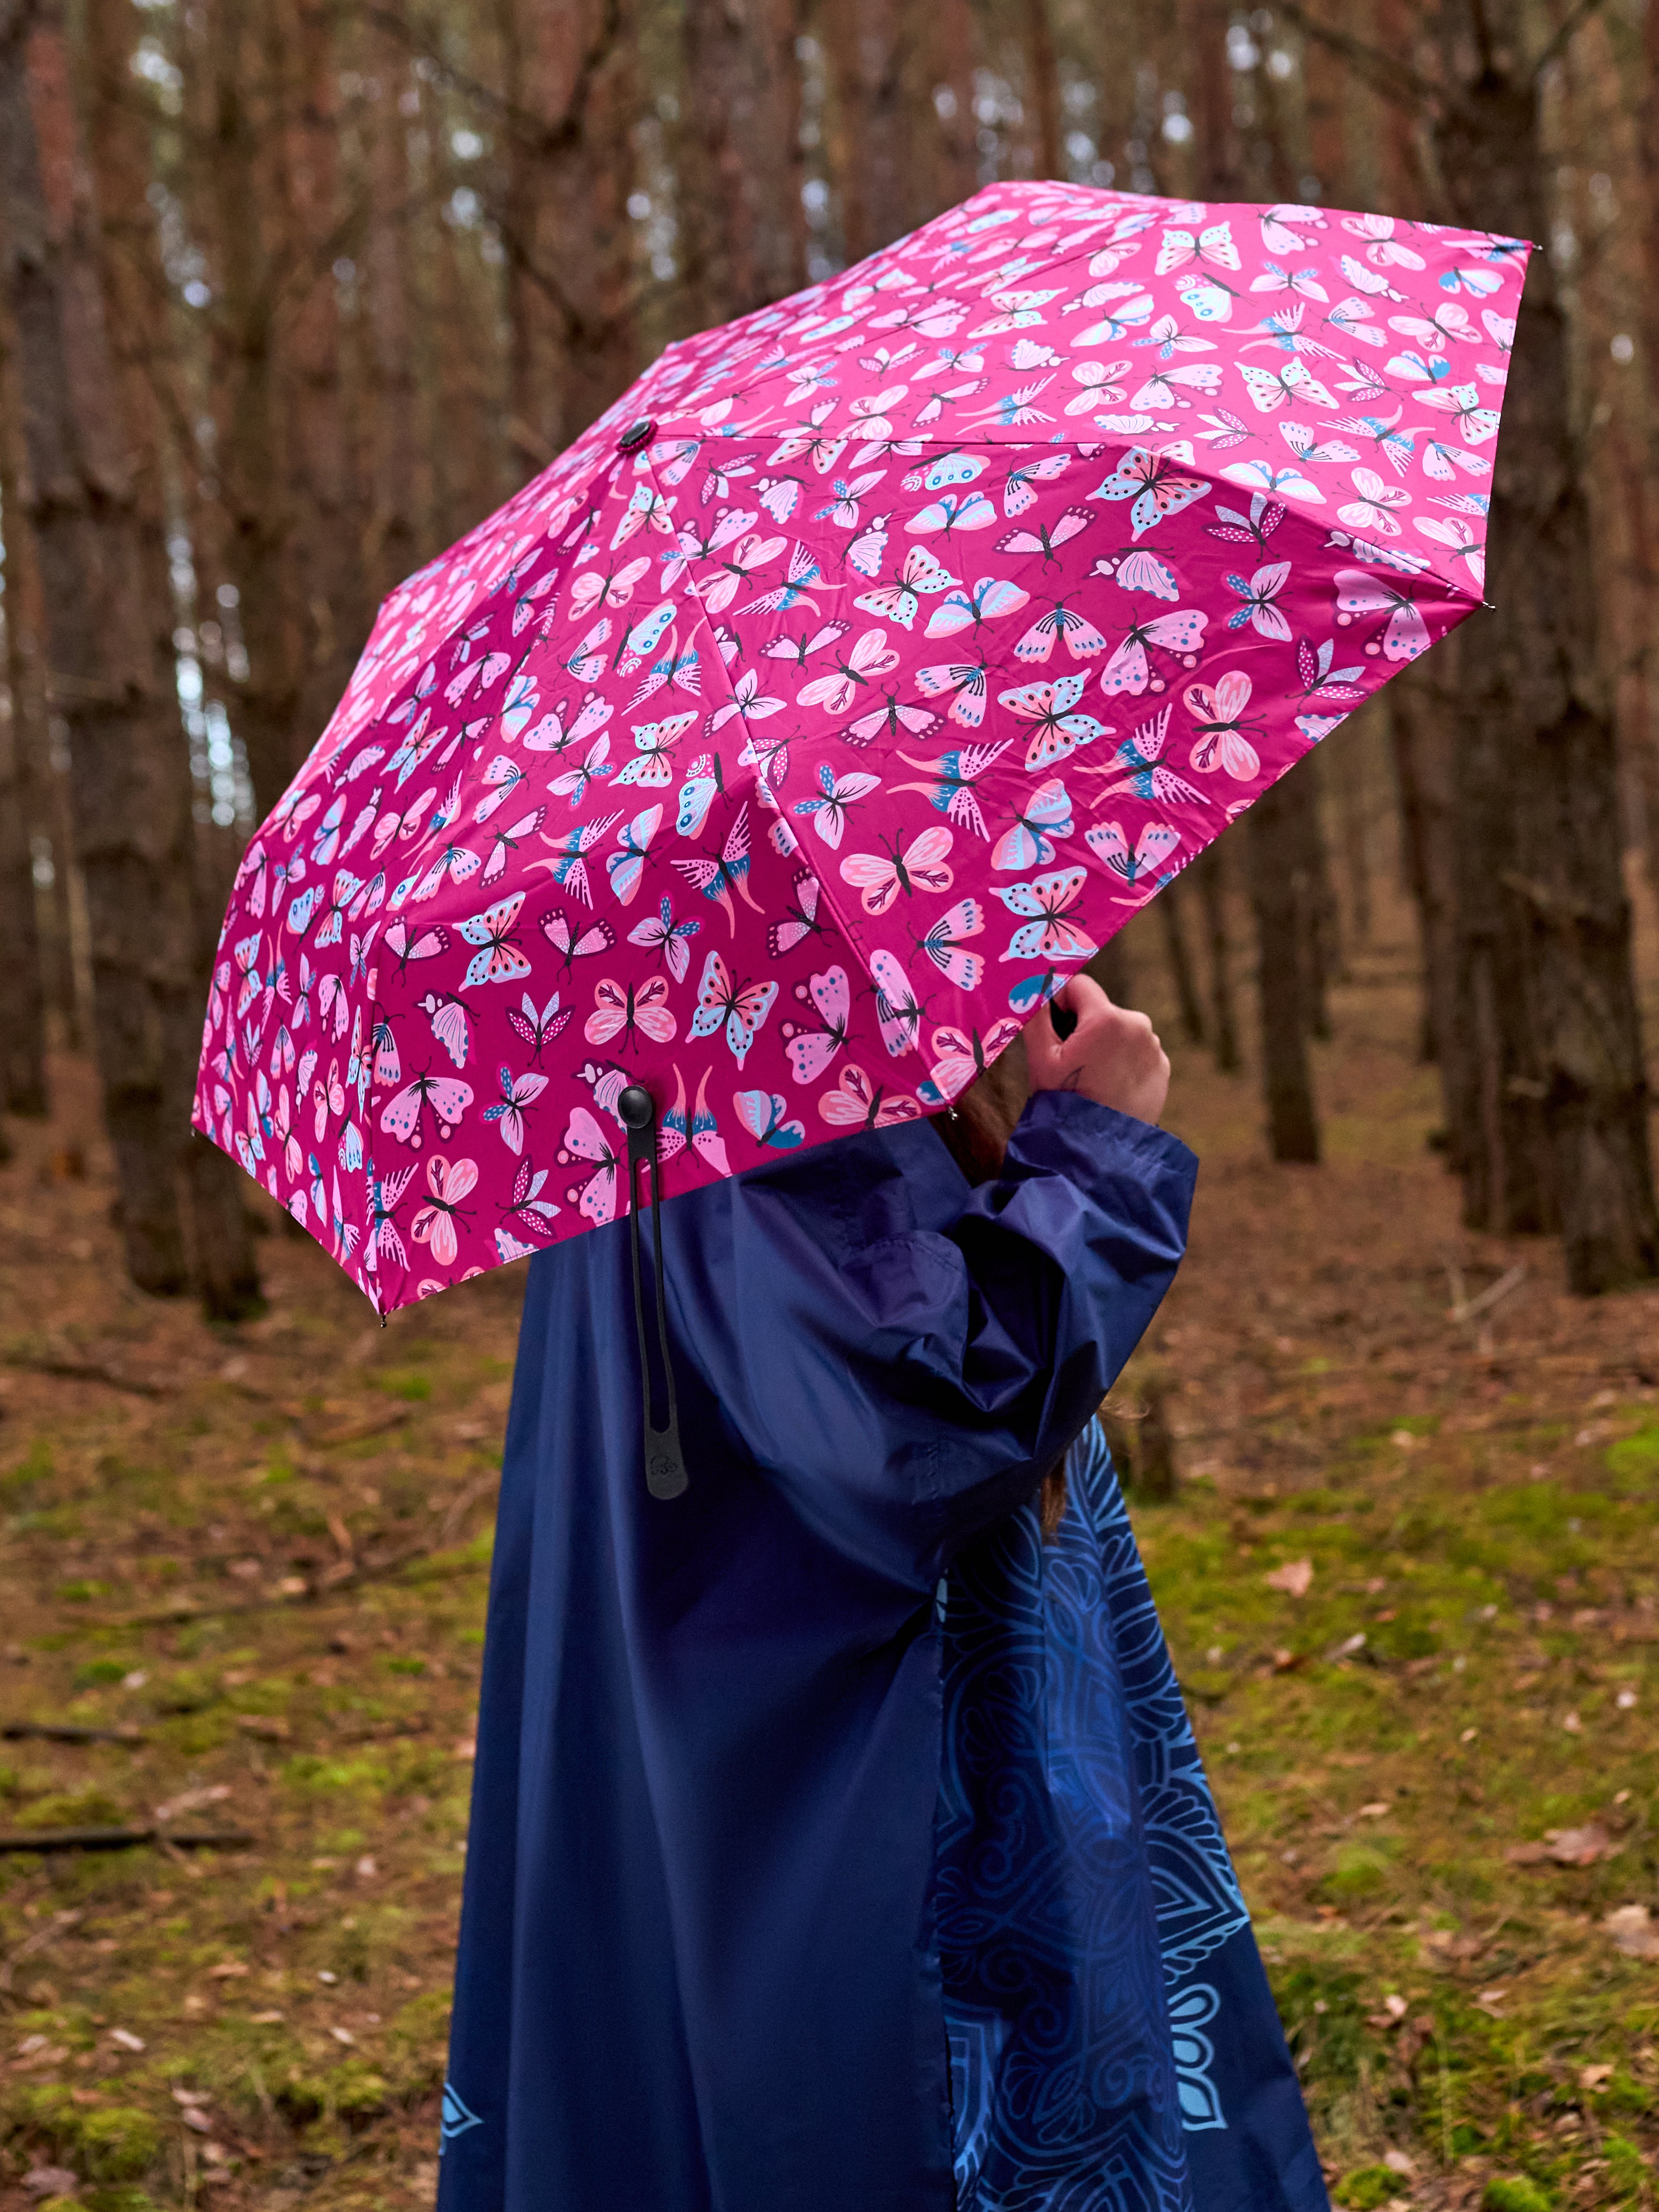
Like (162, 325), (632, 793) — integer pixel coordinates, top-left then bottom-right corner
(364, 6), (422, 605)
(1, 0), (192, 1290)
(0, 315), (49, 1119)
(85, 0), (262, 1317)
(1247, 777), (1320, 1165)
(1389, 681), (1463, 1097)
(680, 0), (804, 328)
(1433, 72), (1658, 1291)
(497, 0), (639, 480)
(1194, 840), (1240, 1073)
(1158, 882), (1206, 1045)
(1023, 0), (1062, 180)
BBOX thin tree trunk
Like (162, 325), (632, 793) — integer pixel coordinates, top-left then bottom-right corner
(203, 0), (302, 819)
(1331, 738), (1372, 953)
(1158, 883), (1205, 1045)
(280, 0), (367, 726)
(821, 0), (908, 263)
(1024, 0), (1062, 180)
(1389, 683), (1460, 1084)
(1434, 72), (1658, 1291)
(680, 0), (804, 327)
(1247, 779), (1320, 1165)
(0, 327), (49, 1120)
(1, 0), (193, 1290)
(86, 0), (262, 1317)
(1289, 749), (1337, 1036)
(1091, 930), (1131, 1009)
(365, 8), (421, 603)
(1194, 840), (1239, 1073)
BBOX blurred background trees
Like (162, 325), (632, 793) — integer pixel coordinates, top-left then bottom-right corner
(1, 0), (1656, 1307)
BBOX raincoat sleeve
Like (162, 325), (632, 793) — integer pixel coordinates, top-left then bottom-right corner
(708, 1090), (1197, 1583)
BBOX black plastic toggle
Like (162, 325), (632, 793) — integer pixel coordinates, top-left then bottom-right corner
(620, 1084), (689, 1501)
(617, 416), (656, 453)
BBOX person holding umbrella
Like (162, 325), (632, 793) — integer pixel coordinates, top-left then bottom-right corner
(195, 174), (1528, 2211)
(435, 970), (1326, 2212)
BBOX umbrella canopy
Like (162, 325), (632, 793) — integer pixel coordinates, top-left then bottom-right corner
(194, 177), (1527, 1315)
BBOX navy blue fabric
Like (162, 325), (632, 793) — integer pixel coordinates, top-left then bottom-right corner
(437, 1092), (1325, 2211)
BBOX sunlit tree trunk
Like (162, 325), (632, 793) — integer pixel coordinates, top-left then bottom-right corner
(1434, 68), (1658, 1290)
(680, 0), (804, 326)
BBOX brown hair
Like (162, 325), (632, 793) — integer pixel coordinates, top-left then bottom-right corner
(927, 1033), (1068, 1536)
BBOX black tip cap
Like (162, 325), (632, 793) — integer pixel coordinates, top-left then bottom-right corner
(618, 1084), (655, 1131)
(617, 416), (656, 453)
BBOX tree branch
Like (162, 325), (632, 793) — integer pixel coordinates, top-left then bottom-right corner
(1276, 0), (1439, 113)
(1531, 0), (1613, 83)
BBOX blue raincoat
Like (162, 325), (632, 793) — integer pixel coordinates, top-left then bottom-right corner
(437, 1092), (1328, 2212)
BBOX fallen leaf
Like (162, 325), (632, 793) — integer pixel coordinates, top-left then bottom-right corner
(24, 2169), (79, 2198)
(1476, 1987), (1507, 2014)
(1357, 1801), (1389, 1819)
(153, 1783), (232, 1824)
(1382, 2149), (1416, 2175)
(1265, 1559), (1314, 1598)
(235, 1715), (289, 1741)
(180, 2107), (211, 2135)
(1507, 1824), (1612, 1868)
(206, 1959), (250, 1979)
(1604, 1905), (1659, 1961)
(108, 2027), (145, 2052)
(1580, 2064), (1613, 2090)
(329, 2025), (356, 2046)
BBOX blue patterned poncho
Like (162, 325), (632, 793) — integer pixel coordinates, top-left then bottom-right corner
(437, 1093), (1328, 2212)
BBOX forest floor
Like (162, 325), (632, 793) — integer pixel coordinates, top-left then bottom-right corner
(1, 883), (1657, 2212)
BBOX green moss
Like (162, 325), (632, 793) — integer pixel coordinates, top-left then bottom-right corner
(1321, 1842), (1396, 1902)
(1606, 1425), (1659, 1488)
(1482, 2181), (1553, 2212)
(1334, 2168), (1397, 2210)
(373, 1369), (432, 1402)
(77, 2108), (163, 2183)
(15, 1787), (127, 1830)
(73, 1659), (129, 1689)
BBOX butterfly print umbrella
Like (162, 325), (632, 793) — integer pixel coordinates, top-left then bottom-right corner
(196, 178), (1527, 1328)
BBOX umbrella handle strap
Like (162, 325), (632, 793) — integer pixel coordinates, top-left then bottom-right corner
(621, 1089), (689, 1501)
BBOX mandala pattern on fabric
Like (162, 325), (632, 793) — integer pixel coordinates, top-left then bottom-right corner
(937, 1419), (1252, 2209)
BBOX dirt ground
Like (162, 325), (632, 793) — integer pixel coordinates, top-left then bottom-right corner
(1, 863), (1657, 2212)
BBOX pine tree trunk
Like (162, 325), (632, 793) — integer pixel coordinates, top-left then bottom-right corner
(1, 0), (192, 1290)
(820, 0), (909, 262)
(1023, 0), (1062, 179)
(1288, 751), (1336, 1037)
(204, 0), (301, 818)
(1434, 73), (1658, 1291)
(1194, 840), (1239, 1072)
(1389, 682), (1464, 1104)
(0, 327), (49, 1121)
(86, 0), (262, 1317)
(364, 8), (421, 604)
(680, 0), (804, 327)
(499, 0), (639, 479)
(1247, 779), (1320, 1164)
(1159, 882), (1205, 1044)
(1331, 739), (1372, 952)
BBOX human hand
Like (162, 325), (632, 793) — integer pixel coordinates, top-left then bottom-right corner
(1025, 975), (1171, 1126)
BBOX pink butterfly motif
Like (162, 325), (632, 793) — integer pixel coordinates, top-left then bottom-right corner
(379, 1069), (475, 1151)
(672, 803), (761, 933)
(797, 627), (901, 715)
(700, 530), (788, 614)
(538, 903), (616, 972)
(1002, 453), (1073, 516)
(374, 784), (440, 853)
(922, 575), (1030, 642)
(627, 894), (701, 983)
(890, 738), (1009, 839)
(368, 1162), (419, 1271)
(584, 974), (677, 1052)
(708, 667), (785, 734)
(520, 689), (613, 757)
(926, 1018), (1024, 1103)
(1089, 448), (1211, 539)
(913, 896), (985, 990)
(481, 806), (547, 885)
(1223, 562), (1292, 642)
(998, 672), (1110, 773)
(504, 990), (570, 1064)
(469, 761), (522, 828)
(840, 826), (954, 917)
(844, 512), (890, 578)
(912, 658), (990, 729)
(1184, 672), (1264, 779)
(905, 489), (998, 538)
(1015, 599), (1111, 664)
(991, 778), (1074, 872)
(457, 894), (532, 987)
(783, 965), (851, 1084)
(817, 1064), (921, 1130)
(658, 1067), (731, 1176)
(869, 947), (925, 1058)
(606, 806), (663, 906)
(1334, 570), (1431, 661)
(733, 1089), (806, 1150)
(760, 619), (850, 672)
(568, 555), (650, 618)
(994, 867), (1099, 963)
(564, 620), (614, 683)
(843, 686), (943, 748)
(1100, 606), (1208, 695)
(1082, 703), (1204, 808)
(560, 1107), (624, 1227)
(687, 948), (778, 1067)
(482, 1065), (550, 1155)
(768, 872), (826, 959)
(1336, 468), (1410, 538)
(994, 506), (1093, 565)
(792, 764), (882, 850)
(529, 815), (621, 907)
(852, 545), (961, 630)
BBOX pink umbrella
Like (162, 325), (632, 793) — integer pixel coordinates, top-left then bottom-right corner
(196, 178), (1526, 1331)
